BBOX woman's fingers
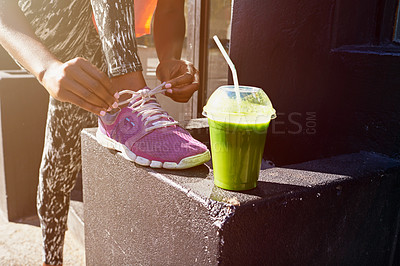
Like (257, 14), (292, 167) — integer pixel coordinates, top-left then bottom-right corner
(157, 59), (200, 102)
(59, 76), (110, 111)
(67, 65), (117, 108)
(76, 58), (114, 95)
(42, 57), (119, 115)
(164, 73), (194, 89)
(163, 64), (199, 102)
(164, 82), (199, 103)
(57, 87), (107, 116)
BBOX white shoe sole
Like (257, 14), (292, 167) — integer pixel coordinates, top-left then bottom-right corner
(96, 129), (211, 169)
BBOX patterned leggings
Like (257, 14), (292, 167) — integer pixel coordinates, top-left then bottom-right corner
(37, 98), (97, 264)
(29, 0), (143, 264)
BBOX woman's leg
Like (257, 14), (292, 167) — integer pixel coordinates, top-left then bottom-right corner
(38, 1), (148, 264)
(38, 97), (97, 265)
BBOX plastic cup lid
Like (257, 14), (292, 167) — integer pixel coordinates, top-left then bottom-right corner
(203, 85), (276, 124)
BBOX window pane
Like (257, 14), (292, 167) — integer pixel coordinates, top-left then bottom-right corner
(394, 1), (400, 43)
(206, 0), (232, 101)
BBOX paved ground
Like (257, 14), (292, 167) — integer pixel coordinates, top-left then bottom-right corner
(0, 215), (85, 265)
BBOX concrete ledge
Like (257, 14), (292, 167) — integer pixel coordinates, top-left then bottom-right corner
(180, 118), (210, 149)
(81, 128), (400, 265)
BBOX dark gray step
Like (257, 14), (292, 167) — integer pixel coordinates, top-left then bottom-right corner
(68, 200), (84, 248)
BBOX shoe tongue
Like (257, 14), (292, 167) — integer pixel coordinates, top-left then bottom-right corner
(128, 89), (176, 126)
(128, 87), (158, 107)
(100, 109), (121, 124)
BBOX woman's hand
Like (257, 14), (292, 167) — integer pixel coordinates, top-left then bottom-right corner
(41, 57), (118, 116)
(156, 58), (199, 103)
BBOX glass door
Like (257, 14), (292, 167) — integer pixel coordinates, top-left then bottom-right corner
(136, 1), (200, 122)
(136, 0), (233, 120)
(197, 0), (233, 117)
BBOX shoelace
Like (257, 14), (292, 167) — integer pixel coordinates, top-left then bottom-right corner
(117, 82), (178, 132)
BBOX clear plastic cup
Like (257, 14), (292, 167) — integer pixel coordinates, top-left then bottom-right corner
(203, 85), (276, 191)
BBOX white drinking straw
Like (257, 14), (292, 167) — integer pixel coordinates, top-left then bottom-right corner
(213, 35), (242, 107)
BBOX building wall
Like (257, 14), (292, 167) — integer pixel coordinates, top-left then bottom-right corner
(230, 0), (400, 165)
(0, 46), (19, 70)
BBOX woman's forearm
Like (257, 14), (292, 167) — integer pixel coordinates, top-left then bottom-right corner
(0, 0), (117, 115)
(0, 1), (60, 82)
(153, 0), (200, 102)
(153, 0), (185, 62)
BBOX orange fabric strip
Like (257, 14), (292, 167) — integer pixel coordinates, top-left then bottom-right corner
(91, 1), (157, 37)
(134, 0), (157, 37)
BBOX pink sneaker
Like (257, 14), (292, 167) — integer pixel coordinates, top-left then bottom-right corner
(96, 83), (210, 169)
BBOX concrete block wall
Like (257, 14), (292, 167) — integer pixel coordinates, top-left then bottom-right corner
(229, 0), (400, 166)
(81, 128), (400, 265)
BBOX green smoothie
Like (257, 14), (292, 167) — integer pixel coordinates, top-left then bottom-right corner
(203, 85), (276, 191)
(208, 118), (270, 191)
